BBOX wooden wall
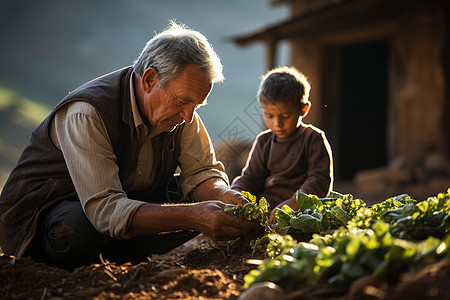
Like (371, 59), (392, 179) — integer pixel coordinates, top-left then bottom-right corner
(287, 6), (447, 164)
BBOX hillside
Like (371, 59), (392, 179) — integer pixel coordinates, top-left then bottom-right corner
(0, 1), (287, 188)
(0, 87), (51, 187)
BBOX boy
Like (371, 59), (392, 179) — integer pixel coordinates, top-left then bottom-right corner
(231, 66), (333, 221)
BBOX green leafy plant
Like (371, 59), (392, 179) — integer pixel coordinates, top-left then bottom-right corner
(244, 188), (450, 289)
(376, 190), (450, 241)
(370, 194), (416, 218)
(223, 191), (270, 227)
(210, 191), (271, 250)
(244, 220), (450, 288)
(274, 191), (366, 236)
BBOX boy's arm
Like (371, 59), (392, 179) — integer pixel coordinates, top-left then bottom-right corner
(298, 131), (333, 197)
(231, 134), (269, 194)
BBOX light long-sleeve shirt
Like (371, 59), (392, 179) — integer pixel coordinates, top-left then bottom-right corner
(49, 76), (227, 239)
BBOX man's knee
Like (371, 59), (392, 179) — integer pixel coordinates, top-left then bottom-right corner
(36, 200), (106, 269)
(47, 220), (75, 252)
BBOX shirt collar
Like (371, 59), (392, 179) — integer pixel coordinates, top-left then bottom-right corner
(129, 71), (163, 137)
(129, 71), (145, 130)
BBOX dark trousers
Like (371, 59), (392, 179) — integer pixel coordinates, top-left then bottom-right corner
(30, 177), (198, 270)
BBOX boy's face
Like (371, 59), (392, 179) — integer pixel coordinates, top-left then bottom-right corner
(261, 101), (304, 139)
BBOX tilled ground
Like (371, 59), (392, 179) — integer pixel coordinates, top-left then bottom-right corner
(0, 235), (262, 300)
(2, 234), (450, 300)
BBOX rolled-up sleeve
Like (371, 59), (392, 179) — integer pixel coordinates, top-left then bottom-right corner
(178, 113), (229, 196)
(52, 101), (145, 239)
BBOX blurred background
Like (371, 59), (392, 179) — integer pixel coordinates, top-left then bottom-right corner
(0, 0), (289, 187)
(1, 0), (449, 203)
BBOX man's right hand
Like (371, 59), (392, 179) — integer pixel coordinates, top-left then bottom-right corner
(130, 200), (261, 240)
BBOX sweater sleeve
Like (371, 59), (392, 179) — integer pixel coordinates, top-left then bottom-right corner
(298, 130), (334, 197)
(231, 132), (270, 194)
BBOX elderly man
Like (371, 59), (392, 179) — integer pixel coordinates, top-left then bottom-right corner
(0, 22), (258, 269)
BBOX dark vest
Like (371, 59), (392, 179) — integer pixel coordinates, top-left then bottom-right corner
(0, 67), (184, 257)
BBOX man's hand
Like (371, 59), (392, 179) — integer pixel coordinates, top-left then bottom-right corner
(130, 200), (260, 239)
(217, 188), (248, 206)
(193, 178), (248, 206)
(193, 200), (261, 240)
(131, 177), (260, 240)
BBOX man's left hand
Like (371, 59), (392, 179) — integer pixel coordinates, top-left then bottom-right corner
(193, 178), (249, 206)
(218, 188), (248, 206)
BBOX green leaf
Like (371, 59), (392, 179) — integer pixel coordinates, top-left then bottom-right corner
(345, 238), (361, 260)
(326, 191), (345, 199)
(296, 191), (323, 213)
(331, 205), (351, 225)
(275, 206), (293, 229)
(290, 214), (322, 233)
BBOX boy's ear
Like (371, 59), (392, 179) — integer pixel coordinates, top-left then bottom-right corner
(142, 67), (158, 93)
(301, 101), (311, 117)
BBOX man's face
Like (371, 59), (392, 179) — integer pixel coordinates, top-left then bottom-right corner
(142, 64), (212, 132)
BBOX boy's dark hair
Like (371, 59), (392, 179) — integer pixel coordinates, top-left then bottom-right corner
(257, 66), (311, 109)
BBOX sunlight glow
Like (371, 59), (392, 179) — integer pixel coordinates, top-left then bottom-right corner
(0, 86), (51, 128)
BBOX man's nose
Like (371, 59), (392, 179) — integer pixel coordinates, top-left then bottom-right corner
(181, 106), (195, 124)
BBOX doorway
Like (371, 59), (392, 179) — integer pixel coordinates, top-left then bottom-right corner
(322, 40), (388, 180)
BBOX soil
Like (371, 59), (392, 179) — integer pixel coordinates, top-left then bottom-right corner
(2, 233), (450, 300)
(0, 234), (264, 300)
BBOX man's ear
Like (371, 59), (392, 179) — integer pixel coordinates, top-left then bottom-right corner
(142, 68), (158, 93)
(301, 101), (311, 117)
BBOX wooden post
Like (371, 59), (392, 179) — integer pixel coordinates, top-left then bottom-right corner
(265, 35), (277, 71)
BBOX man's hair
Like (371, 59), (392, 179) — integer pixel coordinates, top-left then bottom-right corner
(133, 21), (224, 87)
(257, 66), (311, 109)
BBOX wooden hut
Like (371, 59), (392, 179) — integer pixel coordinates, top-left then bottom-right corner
(234, 0), (450, 197)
